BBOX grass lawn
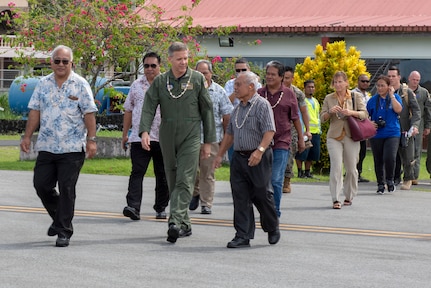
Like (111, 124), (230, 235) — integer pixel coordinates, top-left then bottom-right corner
(1, 133), (430, 184)
(0, 132), (232, 180)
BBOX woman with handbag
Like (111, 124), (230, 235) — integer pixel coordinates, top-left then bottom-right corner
(366, 75), (402, 194)
(320, 71), (368, 209)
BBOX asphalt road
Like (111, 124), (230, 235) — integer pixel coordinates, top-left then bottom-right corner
(1, 170), (431, 288)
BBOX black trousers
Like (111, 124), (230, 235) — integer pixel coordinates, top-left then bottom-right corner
(33, 151), (85, 238)
(370, 137), (399, 186)
(126, 141), (169, 213)
(230, 149), (279, 239)
(357, 140), (367, 174)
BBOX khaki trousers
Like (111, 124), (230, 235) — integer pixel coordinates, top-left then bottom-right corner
(193, 143), (219, 208)
(327, 136), (360, 203)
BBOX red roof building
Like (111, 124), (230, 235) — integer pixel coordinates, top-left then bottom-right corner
(149, 0), (431, 34)
(145, 0), (431, 86)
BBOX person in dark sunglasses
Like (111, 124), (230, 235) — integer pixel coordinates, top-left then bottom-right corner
(20, 45), (98, 248)
(224, 58), (261, 107)
(121, 52), (169, 222)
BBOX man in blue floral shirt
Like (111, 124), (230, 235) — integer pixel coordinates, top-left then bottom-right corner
(190, 60), (233, 215)
(20, 45), (98, 248)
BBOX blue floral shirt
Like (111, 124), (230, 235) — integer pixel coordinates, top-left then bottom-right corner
(201, 81), (233, 143)
(28, 72), (98, 153)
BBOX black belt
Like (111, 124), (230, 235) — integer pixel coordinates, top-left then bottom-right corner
(235, 150), (255, 156)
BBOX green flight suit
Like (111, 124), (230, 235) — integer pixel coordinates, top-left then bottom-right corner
(140, 68), (216, 230)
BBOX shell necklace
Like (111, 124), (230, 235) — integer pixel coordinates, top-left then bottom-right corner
(265, 91), (284, 108)
(167, 70), (193, 99)
(235, 96), (258, 129)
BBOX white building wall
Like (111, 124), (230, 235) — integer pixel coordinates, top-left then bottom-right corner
(199, 34), (431, 59)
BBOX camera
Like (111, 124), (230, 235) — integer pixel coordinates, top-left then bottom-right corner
(376, 116), (386, 128)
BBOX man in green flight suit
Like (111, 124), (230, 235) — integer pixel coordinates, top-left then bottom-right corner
(140, 42), (216, 243)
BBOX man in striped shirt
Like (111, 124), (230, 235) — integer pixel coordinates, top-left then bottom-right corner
(214, 71), (280, 248)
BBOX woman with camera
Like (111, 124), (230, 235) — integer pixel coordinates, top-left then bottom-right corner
(320, 71), (368, 209)
(366, 75), (403, 194)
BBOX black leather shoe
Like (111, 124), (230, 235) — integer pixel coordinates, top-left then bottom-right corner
(268, 229), (281, 245)
(47, 224), (57, 236)
(167, 224), (180, 243)
(123, 206), (140, 220)
(156, 211), (167, 219)
(201, 206), (212, 214)
(179, 228), (192, 238)
(227, 236), (250, 248)
(189, 195), (199, 211)
(55, 236), (70, 247)
(358, 176), (370, 183)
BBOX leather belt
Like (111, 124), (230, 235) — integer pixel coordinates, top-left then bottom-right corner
(236, 150), (255, 156)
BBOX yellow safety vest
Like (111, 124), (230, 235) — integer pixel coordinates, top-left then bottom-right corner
(305, 97), (321, 134)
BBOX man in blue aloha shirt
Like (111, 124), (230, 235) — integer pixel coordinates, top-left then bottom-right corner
(20, 45), (98, 248)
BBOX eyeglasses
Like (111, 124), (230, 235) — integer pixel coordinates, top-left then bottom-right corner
(53, 59), (70, 65)
(360, 80), (370, 83)
(235, 69), (247, 73)
(144, 64), (158, 69)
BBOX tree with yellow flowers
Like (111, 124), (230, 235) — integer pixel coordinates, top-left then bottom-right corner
(293, 41), (369, 173)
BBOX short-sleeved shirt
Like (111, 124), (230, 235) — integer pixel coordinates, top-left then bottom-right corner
(367, 93), (402, 138)
(258, 85), (299, 150)
(201, 81), (233, 143)
(227, 93), (275, 151)
(123, 76), (161, 142)
(28, 72), (98, 153)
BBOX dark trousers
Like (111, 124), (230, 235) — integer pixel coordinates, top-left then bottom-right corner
(370, 137), (399, 186)
(230, 149), (279, 239)
(33, 151), (85, 238)
(127, 141), (169, 213)
(357, 140), (367, 175)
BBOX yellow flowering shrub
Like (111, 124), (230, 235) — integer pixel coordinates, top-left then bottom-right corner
(294, 41), (369, 173)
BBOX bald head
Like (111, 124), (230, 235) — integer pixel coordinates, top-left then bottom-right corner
(408, 71), (421, 90)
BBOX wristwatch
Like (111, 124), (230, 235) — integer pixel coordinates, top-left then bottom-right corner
(257, 146), (265, 152)
(87, 136), (97, 142)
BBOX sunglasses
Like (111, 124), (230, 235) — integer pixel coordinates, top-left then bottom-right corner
(235, 68), (247, 73)
(144, 64), (158, 69)
(53, 59), (70, 65)
(360, 80), (370, 83)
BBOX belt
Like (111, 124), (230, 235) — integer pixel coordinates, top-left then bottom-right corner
(235, 150), (255, 156)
